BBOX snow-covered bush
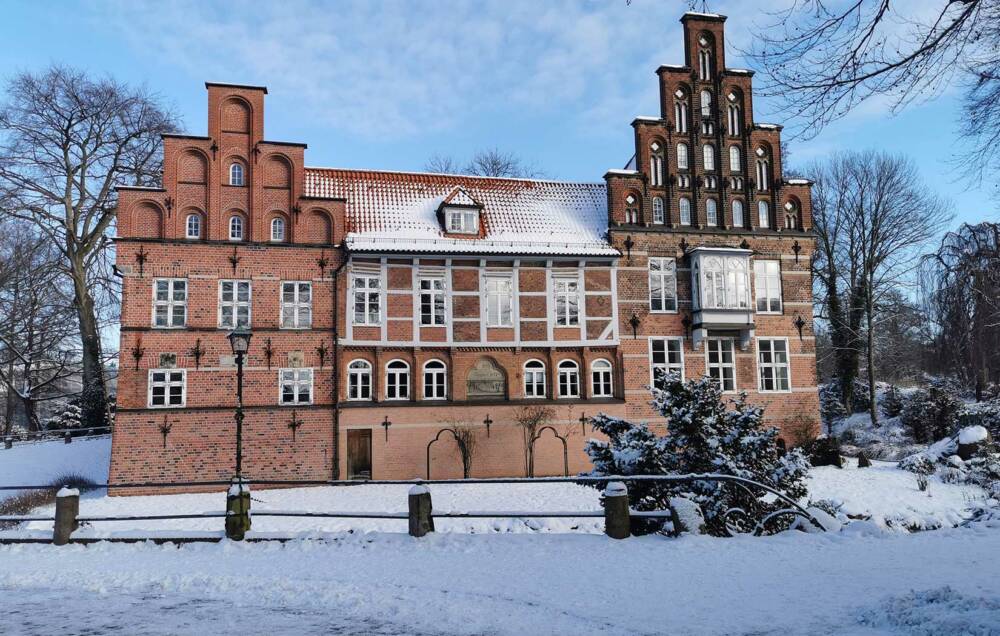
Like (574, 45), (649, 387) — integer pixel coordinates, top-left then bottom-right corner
(961, 400), (1000, 438)
(44, 401), (82, 432)
(819, 382), (847, 434)
(900, 382), (962, 443)
(882, 385), (904, 418)
(585, 374), (809, 537)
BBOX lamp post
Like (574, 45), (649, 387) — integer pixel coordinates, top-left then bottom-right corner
(227, 326), (253, 478)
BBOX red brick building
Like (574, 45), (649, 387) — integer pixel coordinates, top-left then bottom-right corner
(109, 11), (818, 488)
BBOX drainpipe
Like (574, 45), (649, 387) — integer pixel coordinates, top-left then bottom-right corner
(331, 244), (349, 480)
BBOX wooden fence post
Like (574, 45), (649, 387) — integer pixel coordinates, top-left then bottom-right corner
(408, 484), (434, 537)
(225, 478), (251, 541)
(604, 481), (630, 539)
(53, 486), (80, 545)
(3, 437), (11, 449)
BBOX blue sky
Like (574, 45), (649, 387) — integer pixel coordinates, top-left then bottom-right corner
(0, 0), (993, 233)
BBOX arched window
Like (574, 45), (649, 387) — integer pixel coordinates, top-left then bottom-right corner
(652, 197), (665, 225)
(727, 97), (741, 135)
(699, 49), (712, 81)
(523, 359), (546, 398)
(591, 359), (613, 397)
(348, 360), (372, 400)
(700, 90), (712, 117)
(229, 215), (244, 241)
(674, 89), (688, 133)
(270, 217), (286, 242)
(706, 198), (719, 227)
(385, 359), (410, 400)
(624, 193), (639, 225)
(679, 197), (692, 226)
(185, 213), (201, 239)
(422, 360), (447, 400)
(732, 200), (745, 228)
(703, 144), (715, 171)
(755, 147), (770, 192)
(557, 360), (580, 398)
(677, 143), (689, 170)
(758, 200), (770, 229)
(784, 200), (799, 230)
(650, 141), (664, 187)
(729, 146), (741, 173)
(229, 162), (245, 186)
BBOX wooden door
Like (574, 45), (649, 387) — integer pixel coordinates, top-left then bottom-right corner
(347, 429), (372, 479)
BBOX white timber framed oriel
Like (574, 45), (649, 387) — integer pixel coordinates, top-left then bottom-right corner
(687, 246), (754, 351)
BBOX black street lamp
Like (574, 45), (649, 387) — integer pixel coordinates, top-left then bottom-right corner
(227, 326), (253, 478)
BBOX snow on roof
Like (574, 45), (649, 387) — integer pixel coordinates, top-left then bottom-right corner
(726, 68), (754, 75)
(605, 169), (640, 176)
(755, 123), (783, 130)
(306, 168), (617, 257)
(786, 178), (813, 186)
(633, 116), (662, 123)
(682, 11), (726, 19)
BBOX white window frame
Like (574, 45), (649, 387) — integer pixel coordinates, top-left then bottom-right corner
(706, 198), (719, 227)
(649, 338), (684, 386)
(422, 360), (447, 400)
(703, 144), (715, 171)
(446, 207), (478, 234)
(706, 338), (737, 393)
(270, 217), (286, 242)
(419, 277), (446, 326)
(185, 213), (201, 239)
(385, 359), (410, 401)
(591, 359), (613, 398)
(352, 273), (381, 326)
(280, 281), (312, 329)
(152, 278), (187, 328)
(523, 359), (546, 398)
(279, 368), (314, 405)
(485, 274), (513, 327)
(756, 338), (792, 393)
(652, 197), (665, 224)
(732, 200), (745, 228)
(229, 162), (245, 186)
(218, 280), (252, 329)
(677, 143), (689, 170)
(148, 369), (186, 408)
(347, 359), (372, 401)
(679, 197), (692, 226)
(700, 89), (712, 117)
(758, 200), (770, 229)
(754, 260), (783, 314)
(229, 215), (244, 241)
(729, 146), (741, 173)
(553, 276), (580, 327)
(648, 257), (677, 313)
(557, 360), (580, 398)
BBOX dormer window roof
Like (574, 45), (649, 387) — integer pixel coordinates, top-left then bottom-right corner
(438, 187), (482, 235)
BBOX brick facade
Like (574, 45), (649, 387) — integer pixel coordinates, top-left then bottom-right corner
(110, 11), (819, 491)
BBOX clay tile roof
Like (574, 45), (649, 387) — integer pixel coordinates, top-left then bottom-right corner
(305, 168), (617, 257)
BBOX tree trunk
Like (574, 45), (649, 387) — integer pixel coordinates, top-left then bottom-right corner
(865, 286), (879, 426)
(70, 259), (108, 428)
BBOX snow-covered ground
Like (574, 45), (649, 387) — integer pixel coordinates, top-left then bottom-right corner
(0, 436), (110, 502)
(2, 527), (1000, 635)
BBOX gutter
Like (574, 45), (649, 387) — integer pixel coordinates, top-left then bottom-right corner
(330, 243), (350, 480)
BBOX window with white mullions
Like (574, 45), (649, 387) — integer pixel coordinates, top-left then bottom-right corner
(423, 360), (447, 400)
(185, 213), (201, 239)
(523, 359), (546, 398)
(485, 275), (513, 327)
(148, 369), (185, 408)
(348, 360), (372, 400)
(758, 339), (791, 392)
(557, 359), (580, 398)
(419, 278), (446, 326)
(706, 338), (736, 392)
(650, 338), (684, 386)
(754, 260), (783, 313)
(652, 197), (665, 224)
(352, 274), (381, 325)
(649, 257), (677, 312)
(591, 359), (613, 397)
(280, 368), (313, 405)
(679, 197), (692, 226)
(219, 280), (251, 329)
(281, 281), (312, 328)
(553, 278), (579, 326)
(447, 208), (478, 234)
(153, 278), (187, 328)
(385, 360), (410, 400)
(702, 257), (749, 310)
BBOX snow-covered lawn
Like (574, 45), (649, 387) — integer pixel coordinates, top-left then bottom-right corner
(0, 437), (109, 503)
(2, 527), (1000, 635)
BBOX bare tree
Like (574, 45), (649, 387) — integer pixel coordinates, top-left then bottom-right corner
(0, 66), (178, 427)
(746, 1), (1000, 185)
(424, 148), (545, 178)
(424, 153), (461, 174)
(515, 405), (554, 477)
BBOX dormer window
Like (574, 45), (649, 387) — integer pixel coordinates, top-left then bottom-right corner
(446, 207), (478, 234)
(229, 162), (245, 186)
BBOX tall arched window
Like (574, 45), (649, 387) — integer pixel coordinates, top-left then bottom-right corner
(703, 144), (715, 171)
(706, 198), (719, 227)
(229, 162), (245, 186)
(229, 215), (244, 241)
(729, 146), (741, 173)
(557, 360), (580, 398)
(348, 359), (372, 400)
(677, 143), (689, 170)
(700, 90), (712, 117)
(185, 213), (201, 239)
(674, 89), (688, 133)
(650, 141), (664, 187)
(698, 49), (712, 81)
(385, 360), (410, 400)
(726, 93), (742, 135)
(270, 217), (286, 242)
(755, 147), (770, 192)
(732, 200), (745, 228)
(679, 197), (692, 226)
(784, 200), (799, 230)
(652, 197), (665, 225)
(523, 359), (546, 398)
(758, 200), (770, 229)
(591, 359), (613, 397)
(422, 360), (447, 400)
